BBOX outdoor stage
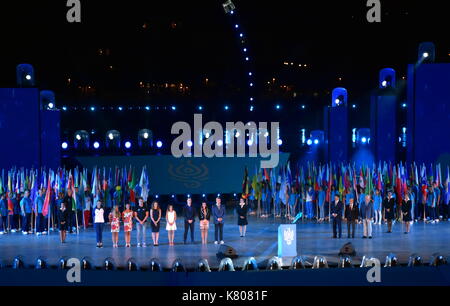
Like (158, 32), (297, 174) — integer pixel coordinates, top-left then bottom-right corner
(1, 215), (449, 269)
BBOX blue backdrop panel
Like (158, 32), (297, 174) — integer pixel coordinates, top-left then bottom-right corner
(325, 106), (349, 163)
(75, 154), (289, 195)
(40, 110), (61, 170)
(407, 64), (450, 165)
(0, 88), (40, 169)
(370, 94), (397, 162)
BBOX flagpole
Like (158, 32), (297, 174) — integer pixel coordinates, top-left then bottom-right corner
(75, 208), (79, 234)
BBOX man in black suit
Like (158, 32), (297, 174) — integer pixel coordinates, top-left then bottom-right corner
(345, 198), (359, 239)
(331, 194), (344, 239)
(183, 197), (195, 244)
(383, 190), (395, 233)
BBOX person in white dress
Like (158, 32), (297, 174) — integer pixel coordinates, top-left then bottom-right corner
(166, 205), (177, 246)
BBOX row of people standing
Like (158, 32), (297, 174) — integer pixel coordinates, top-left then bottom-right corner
(330, 190), (414, 239)
(57, 196), (248, 247)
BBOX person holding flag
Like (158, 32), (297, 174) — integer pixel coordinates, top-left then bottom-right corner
(20, 190), (33, 234)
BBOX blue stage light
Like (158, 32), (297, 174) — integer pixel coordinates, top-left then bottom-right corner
(47, 102), (54, 109)
(423, 52), (429, 58)
(217, 140), (223, 147)
(62, 106), (67, 111)
(118, 106), (123, 111)
(155, 195), (159, 199)
(361, 137), (367, 144)
(301, 105), (306, 109)
(402, 103), (407, 108)
(307, 139), (313, 146)
(224, 105), (229, 110)
(156, 141), (163, 148)
(125, 141), (132, 149)
(248, 72), (252, 76)
(171, 195), (175, 198)
(235, 24), (239, 28)
(198, 105), (203, 111)
(250, 97), (254, 101)
(314, 139), (319, 145)
(245, 57), (249, 61)
(202, 194), (206, 197)
(93, 142), (100, 149)
(249, 105), (254, 112)
(243, 48), (247, 52)
(249, 83), (253, 87)
(276, 104), (281, 110)
(230, 10), (234, 14)
(187, 140), (193, 147)
(61, 142), (68, 150)
(239, 33), (243, 37)
(90, 106), (95, 111)
(25, 74), (31, 80)
(247, 139), (253, 146)
(171, 106), (176, 111)
(352, 104), (357, 109)
(145, 106), (150, 111)
(277, 139), (283, 146)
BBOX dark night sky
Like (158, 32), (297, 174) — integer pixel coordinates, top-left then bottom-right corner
(0, 0), (449, 149)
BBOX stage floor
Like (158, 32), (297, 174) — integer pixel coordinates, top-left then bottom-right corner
(1, 215), (449, 269)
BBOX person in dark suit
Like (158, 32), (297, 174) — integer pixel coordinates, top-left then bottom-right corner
(236, 197), (248, 237)
(212, 197), (226, 244)
(383, 190), (395, 233)
(402, 193), (412, 234)
(331, 194), (343, 239)
(183, 197), (195, 244)
(345, 198), (359, 238)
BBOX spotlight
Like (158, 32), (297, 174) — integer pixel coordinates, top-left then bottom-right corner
(275, 104), (281, 110)
(248, 72), (252, 76)
(145, 106), (151, 111)
(242, 257), (258, 271)
(247, 139), (253, 146)
(12, 256), (24, 269)
(266, 256), (283, 270)
(171, 106), (176, 111)
(312, 256), (329, 269)
(205, 132), (210, 139)
(93, 142), (100, 149)
(108, 133), (114, 140)
(423, 52), (429, 58)
(235, 24), (239, 29)
(149, 258), (162, 272)
(249, 105), (254, 112)
(118, 106), (123, 111)
(249, 83), (253, 87)
(25, 74), (31, 80)
(126, 258), (139, 271)
(198, 106), (203, 111)
(307, 139), (313, 146)
(402, 103), (407, 108)
(384, 253), (399, 267)
(156, 141), (163, 148)
(408, 254), (423, 267)
(125, 141), (132, 149)
(245, 57), (249, 61)
(143, 132), (149, 139)
(187, 140), (193, 147)
(240, 33), (243, 37)
(197, 259), (211, 272)
(250, 97), (254, 101)
(381, 80), (388, 88)
(171, 195), (175, 198)
(76, 134), (81, 141)
(301, 105), (306, 109)
(264, 132), (269, 138)
(361, 137), (367, 144)
(59, 257), (69, 270)
(243, 48), (247, 52)
(217, 140), (223, 147)
(224, 105), (229, 111)
(335, 98), (341, 105)
(218, 258), (235, 271)
(202, 194), (206, 197)
(104, 257), (115, 270)
(47, 102), (54, 109)
(290, 257), (306, 270)
(338, 256), (353, 268)
(62, 106), (67, 111)
(155, 195), (159, 199)
(171, 259), (186, 272)
(277, 139), (283, 146)
(35, 257), (47, 269)
(235, 132), (240, 138)
(352, 104), (357, 109)
(430, 253), (447, 267)
(61, 142), (68, 150)
(81, 257), (93, 270)
(314, 139), (319, 145)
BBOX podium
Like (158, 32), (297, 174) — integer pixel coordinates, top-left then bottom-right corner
(278, 224), (297, 257)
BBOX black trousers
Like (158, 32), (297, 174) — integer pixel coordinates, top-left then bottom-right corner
(184, 221), (195, 242)
(214, 223), (224, 241)
(332, 218), (342, 238)
(347, 220), (356, 238)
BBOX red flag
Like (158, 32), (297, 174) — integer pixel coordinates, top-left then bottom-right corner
(42, 178), (51, 217)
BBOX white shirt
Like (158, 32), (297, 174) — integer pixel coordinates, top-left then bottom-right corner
(94, 208), (104, 223)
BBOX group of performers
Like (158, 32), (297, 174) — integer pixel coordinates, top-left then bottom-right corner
(0, 188), (249, 247)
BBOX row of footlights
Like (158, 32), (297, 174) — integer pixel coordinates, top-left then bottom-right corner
(2, 254), (448, 272)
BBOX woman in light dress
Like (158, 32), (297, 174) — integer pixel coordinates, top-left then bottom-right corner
(109, 205), (121, 248)
(122, 203), (133, 247)
(166, 205), (177, 246)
